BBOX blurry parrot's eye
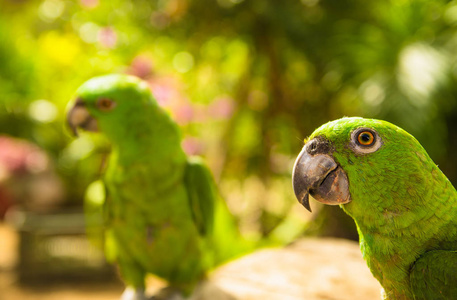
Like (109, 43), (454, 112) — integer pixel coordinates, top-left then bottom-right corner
(351, 128), (382, 154)
(357, 131), (375, 146)
(97, 98), (116, 111)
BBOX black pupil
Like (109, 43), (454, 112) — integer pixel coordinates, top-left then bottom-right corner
(361, 133), (371, 143)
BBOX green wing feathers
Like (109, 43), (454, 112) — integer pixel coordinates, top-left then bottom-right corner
(184, 157), (215, 236)
(184, 156), (256, 264)
(410, 250), (457, 300)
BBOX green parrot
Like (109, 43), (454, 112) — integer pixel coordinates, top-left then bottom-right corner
(292, 117), (457, 300)
(66, 74), (253, 299)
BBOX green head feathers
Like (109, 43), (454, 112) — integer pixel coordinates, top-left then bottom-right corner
(75, 74), (153, 108)
(67, 74), (175, 147)
(293, 117), (450, 229)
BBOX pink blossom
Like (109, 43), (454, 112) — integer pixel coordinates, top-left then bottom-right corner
(173, 103), (194, 125)
(0, 136), (49, 175)
(181, 137), (203, 155)
(80, 0), (99, 9)
(128, 56), (154, 79)
(98, 27), (117, 48)
(149, 76), (182, 108)
(208, 96), (235, 120)
(150, 81), (177, 107)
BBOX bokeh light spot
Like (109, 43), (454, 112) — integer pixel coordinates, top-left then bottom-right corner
(39, 0), (65, 22)
(79, 22), (100, 44)
(359, 80), (385, 107)
(28, 100), (58, 123)
(173, 51), (194, 73)
(85, 180), (105, 206)
(398, 43), (446, 103)
(64, 136), (95, 161)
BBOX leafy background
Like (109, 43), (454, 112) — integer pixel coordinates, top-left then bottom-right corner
(2, 0), (457, 240)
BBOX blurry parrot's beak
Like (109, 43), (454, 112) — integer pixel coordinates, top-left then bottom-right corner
(292, 138), (351, 212)
(67, 98), (98, 136)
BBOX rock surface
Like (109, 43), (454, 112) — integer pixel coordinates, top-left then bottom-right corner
(1, 222), (381, 300)
(193, 238), (382, 300)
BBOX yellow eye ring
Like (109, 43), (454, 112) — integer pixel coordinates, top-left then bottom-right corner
(357, 131), (375, 146)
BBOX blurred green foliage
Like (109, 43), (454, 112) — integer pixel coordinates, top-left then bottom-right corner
(2, 0), (457, 237)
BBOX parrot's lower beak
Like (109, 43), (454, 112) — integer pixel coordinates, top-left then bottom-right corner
(67, 98), (99, 136)
(292, 139), (351, 212)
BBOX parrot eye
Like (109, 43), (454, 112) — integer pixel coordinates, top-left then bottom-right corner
(357, 131), (375, 146)
(351, 128), (382, 154)
(96, 98), (116, 111)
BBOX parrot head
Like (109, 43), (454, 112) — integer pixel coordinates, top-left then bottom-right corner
(292, 117), (434, 217)
(66, 74), (156, 139)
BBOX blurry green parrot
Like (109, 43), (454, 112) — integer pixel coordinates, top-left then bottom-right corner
(292, 117), (457, 300)
(67, 74), (255, 300)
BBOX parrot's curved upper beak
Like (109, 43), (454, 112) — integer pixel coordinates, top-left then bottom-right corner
(67, 98), (98, 136)
(292, 138), (351, 212)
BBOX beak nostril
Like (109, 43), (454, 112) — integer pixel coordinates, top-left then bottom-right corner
(307, 140), (318, 155)
(306, 138), (331, 155)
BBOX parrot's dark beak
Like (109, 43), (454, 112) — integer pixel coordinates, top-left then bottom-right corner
(292, 138), (351, 212)
(67, 98), (98, 136)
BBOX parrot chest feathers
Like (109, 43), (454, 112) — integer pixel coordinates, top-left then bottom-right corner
(358, 205), (457, 299)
